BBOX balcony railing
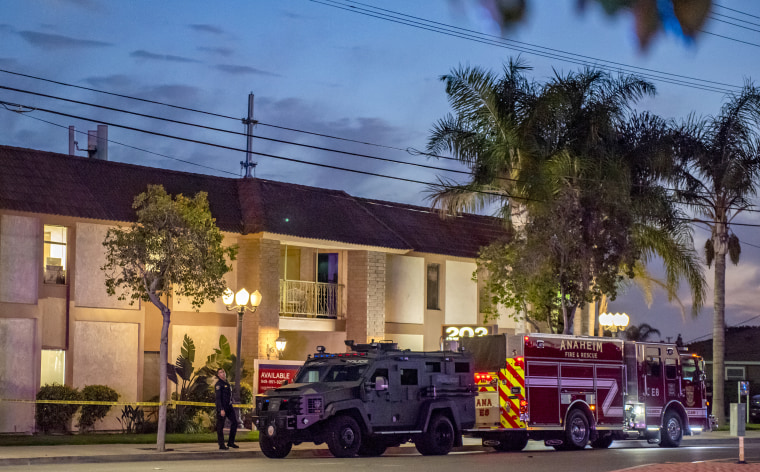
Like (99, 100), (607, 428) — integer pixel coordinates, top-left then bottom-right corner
(279, 279), (344, 319)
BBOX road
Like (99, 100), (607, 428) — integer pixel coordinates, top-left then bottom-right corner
(2, 442), (756, 472)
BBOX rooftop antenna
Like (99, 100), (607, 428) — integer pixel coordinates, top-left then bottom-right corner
(241, 92), (258, 178)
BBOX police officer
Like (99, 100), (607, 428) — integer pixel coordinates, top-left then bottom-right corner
(215, 368), (238, 450)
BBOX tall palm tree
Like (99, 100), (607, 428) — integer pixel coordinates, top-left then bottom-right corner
(670, 83), (760, 427)
(623, 322), (662, 342)
(426, 57), (537, 224)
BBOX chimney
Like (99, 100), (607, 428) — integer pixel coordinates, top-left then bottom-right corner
(86, 125), (108, 160)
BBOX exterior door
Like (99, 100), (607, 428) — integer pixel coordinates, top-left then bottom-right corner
(643, 346), (665, 425)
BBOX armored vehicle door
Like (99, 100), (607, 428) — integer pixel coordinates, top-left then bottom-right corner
(365, 361), (395, 427)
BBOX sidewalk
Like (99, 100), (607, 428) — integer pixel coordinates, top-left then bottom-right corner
(0, 430), (758, 468)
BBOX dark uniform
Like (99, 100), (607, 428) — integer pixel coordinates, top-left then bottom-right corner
(215, 376), (237, 449)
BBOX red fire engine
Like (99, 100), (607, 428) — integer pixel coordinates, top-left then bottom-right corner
(462, 333), (712, 451)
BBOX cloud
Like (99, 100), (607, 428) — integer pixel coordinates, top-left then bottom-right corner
(189, 24), (225, 35)
(83, 74), (139, 89)
(0, 58), (16, 67)
(214, 64), (281, 76)
(130, 50), (200, 63)
(198, 46), (234, 57)
(18, 31), (111, 49)
(137, 84), (203, 104)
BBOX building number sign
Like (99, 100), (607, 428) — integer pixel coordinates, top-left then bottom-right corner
(443, 325), (495, 340)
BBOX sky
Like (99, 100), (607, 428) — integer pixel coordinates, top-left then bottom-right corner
(2, 0), (760, 345)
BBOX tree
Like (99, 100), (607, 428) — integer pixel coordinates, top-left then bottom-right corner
(623, 322), (661, 341)
(479, 0), (712, 50)
(670, 83), (760, 428)
(430, 62), (705, 334)
(102, 185), (237, 451)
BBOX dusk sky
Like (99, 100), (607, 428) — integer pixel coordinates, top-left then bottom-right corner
(2, 0), (760, 344)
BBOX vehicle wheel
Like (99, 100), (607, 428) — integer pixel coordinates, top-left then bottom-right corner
(259, 434), (293, 459)
(358, 437), (388, 457)
(564, 409), (590, 450)
(326, 415), (362, 458)
(590, 433), (613, 449)
(493, 432), (528, 452)
(416, 414), (455, 456)
(659, 410), (683, 448)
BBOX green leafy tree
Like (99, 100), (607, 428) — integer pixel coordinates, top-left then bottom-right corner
(101, 184), (237, 451)
(167, 334), (210, 433)
(433, 62), (704, 334)
(670, 83), (760, 427)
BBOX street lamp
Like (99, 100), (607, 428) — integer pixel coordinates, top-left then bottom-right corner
(599, 312), (630, 336)
(223, 287), (262, 420)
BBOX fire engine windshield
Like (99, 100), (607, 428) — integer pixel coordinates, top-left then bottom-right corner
(682, 357), (697, 382)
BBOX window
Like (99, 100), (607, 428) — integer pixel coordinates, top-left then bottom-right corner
(40, 349), (65, 386)
(427, 263), (440, 310)
(400, 368), (418, 385)
(726, 366), (746, 380)
(455, 362), (470, 373)
(682, 358), (697, 382)
(646, 357), (661, 377)
(425, 362), (441, 373)
(43, 225), (67, 284)
(665, 359), (677, 380)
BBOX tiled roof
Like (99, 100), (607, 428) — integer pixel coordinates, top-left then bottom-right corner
(0, 145), (507, 257)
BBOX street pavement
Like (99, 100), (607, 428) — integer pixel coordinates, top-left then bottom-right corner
(0, 430), (758, 470)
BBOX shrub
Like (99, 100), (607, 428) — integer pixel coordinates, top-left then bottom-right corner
(78, 385), (119, 432)
(36, 384), (82, 433)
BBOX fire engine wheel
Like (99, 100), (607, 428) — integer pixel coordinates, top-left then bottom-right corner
(259, 434), (293, 459)
(590, 433), (613, 449)
(326, 415), (362, 458)
(564, 409), (590, 450)
(416, 414), (455, 456)
(659, 411), (683, 448)
(493, 432), (529, 452)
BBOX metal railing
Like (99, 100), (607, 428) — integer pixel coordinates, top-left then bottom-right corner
(279, 279), (344, 319)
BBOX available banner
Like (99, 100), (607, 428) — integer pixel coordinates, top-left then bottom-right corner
(253, 359), (304, 394)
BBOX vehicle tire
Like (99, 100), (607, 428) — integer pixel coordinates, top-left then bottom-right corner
(493, 432), (529, 452)
(415, 414), (455, 456)
(590, 433), (613, 449)
(326, 415), (362, 458)
(659, 410), (683, 448)
(564, 409), (590, 450)
(259, 434), (293, 459)
(358, 437), (388, 457)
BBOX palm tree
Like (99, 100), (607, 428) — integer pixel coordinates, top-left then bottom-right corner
(670, 83), (760, 427)
(623, 323), (661, 342)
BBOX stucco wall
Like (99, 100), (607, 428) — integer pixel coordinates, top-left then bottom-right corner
(444, 260), (478, 325)
(0, 318), (37, 433)
(385, 255), (424, 324)
(0, 215), (40, 304)
(170, 325), (237, 373)
(72, 321), (139, 430)
(74, 223), (135, 309)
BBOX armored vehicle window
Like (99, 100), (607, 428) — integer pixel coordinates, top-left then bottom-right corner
(296, 366), (326, 383)
(370, 368), (389, 383)
(455, 362), (470, 373)
(325, 363), (367, 382)
(400, 368), (419, 385)
(665, 359), (677, 379)
(426, 362), (441, 373)
(682, 357), (696, 382)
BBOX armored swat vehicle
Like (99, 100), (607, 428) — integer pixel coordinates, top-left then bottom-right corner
(253, 340), (477, 458)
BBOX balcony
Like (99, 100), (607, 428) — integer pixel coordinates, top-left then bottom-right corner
(279, 279), (344, 319)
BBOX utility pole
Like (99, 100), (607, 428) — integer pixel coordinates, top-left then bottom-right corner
(241, 93), (258, 178)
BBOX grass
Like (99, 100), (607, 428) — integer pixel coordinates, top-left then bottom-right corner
(0, 430), (259, 447)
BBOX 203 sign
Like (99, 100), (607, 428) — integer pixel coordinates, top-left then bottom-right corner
(443, 325), (495, 340)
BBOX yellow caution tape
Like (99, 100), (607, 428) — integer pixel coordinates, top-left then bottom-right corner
(0, 399), (253, 408)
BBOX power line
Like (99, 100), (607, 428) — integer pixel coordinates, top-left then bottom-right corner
(714, 4), (760, 21)
(311, 0), (740, 94)
(711, 12), (760, 30)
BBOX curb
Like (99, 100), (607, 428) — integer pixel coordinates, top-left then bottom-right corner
(1, 438), (757, 466)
